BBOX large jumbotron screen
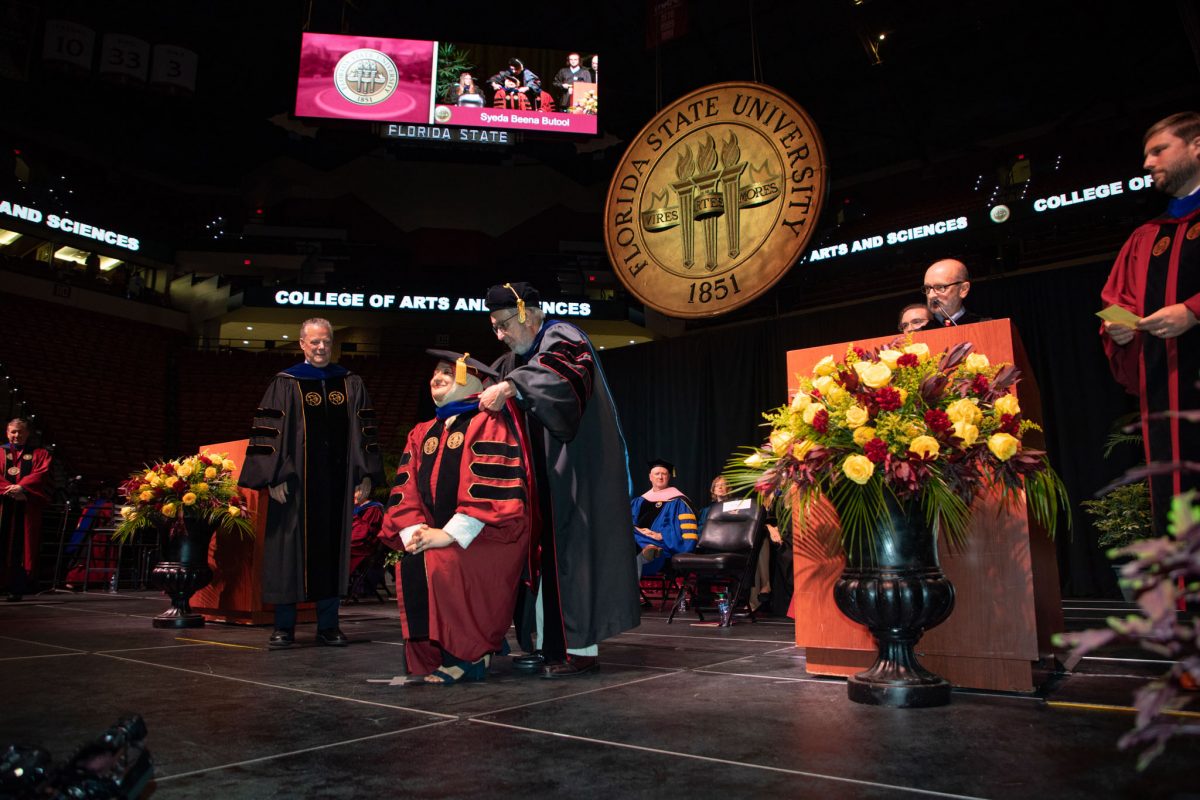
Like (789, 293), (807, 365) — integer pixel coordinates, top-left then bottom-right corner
(295, 33), (599, 136)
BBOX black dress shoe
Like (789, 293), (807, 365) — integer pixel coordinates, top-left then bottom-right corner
(316, 627), (349, 647)
(511, 651), (546, 671)
(267, 628), (294, 649)
(5, 594), (22, 603)
(542, 655), (597, 679)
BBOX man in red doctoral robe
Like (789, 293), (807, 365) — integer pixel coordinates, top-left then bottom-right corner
(1101, 111), (1200, 534)
(1, 418), (53, 601)
(381, 351), (529, 685)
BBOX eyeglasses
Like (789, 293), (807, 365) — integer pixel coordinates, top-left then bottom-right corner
(898, 320), (930, 332)
(922, 281), (964, 295)
(490, 313), (520, 334)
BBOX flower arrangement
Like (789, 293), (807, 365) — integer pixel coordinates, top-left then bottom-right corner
(571, 90), (598, 115)
(725, 339), (1069, 554)
(114, 451), (253, 541)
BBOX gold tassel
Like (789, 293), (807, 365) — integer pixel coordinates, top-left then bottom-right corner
(455, 352), (470, 385)
(503, 282), (526, 323)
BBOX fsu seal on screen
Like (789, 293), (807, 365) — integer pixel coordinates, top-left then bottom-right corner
(604, 82), (828, 318)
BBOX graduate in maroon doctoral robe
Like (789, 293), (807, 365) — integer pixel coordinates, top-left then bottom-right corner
(1, 418), (53, 601)
(1101, 112), (1200, 534)
(380, 351), (529, 685)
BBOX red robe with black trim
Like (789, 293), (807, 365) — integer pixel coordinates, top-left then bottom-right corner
(380, 403), (529, 672)
(0, 444), (53, 574)
(1101, 205), (1200, 532)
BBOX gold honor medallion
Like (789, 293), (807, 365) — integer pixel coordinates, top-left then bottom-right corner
(304, 392), (323, 406)
(1187, 222), (1200, 241)
(22, 454), (31, 460)
(423, 437), (439, 455)
(328, 391), (346, 406)
(605, 82), (827, 318)
(6, 466), (18, 476)
(446, 432), (465, 450)
(1153, 236), (1171, 256)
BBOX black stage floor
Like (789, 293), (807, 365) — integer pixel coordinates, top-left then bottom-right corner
(1, 592), (1198, 799)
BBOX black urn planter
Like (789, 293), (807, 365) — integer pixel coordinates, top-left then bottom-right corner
(151, 516), (215, 629)
(833, 496), (956, 708)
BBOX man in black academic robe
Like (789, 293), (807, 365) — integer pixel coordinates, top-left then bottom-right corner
(479, 282), (640, 678)
(239, 318), (382, 647)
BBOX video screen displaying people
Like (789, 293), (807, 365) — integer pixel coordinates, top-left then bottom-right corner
(433, 42), (598, 134)
(294, 33), (598, 136)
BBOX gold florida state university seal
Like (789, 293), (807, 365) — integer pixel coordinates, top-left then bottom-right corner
(604, 82), (827, 318)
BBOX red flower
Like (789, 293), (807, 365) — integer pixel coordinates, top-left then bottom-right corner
(161, 462), (176, 475)
(1000, 413), (1021, 435)
(875, 386), (902, 411)
(897, 353), (919, 368)
(971, 374), (990, 395)
(924, 408), (953, 433)
(864, 438), (888, 463)
(853, 347), (867, 359)
(812, 408), (829, 433)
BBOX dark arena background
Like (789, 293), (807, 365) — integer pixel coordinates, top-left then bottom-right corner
(2, 1), (1199, 797)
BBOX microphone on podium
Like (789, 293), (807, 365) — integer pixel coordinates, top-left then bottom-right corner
(930, 298), (957, 327)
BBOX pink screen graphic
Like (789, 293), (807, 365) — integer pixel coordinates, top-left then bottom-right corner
(295, 33), (434, 122)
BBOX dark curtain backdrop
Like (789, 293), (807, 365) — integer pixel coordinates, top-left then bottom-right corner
(600, 257), (1141, 598)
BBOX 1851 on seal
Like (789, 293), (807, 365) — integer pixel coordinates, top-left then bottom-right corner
(604, 82), (828, 319)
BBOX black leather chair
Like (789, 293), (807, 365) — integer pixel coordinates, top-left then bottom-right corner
(667, 498), (767, 625)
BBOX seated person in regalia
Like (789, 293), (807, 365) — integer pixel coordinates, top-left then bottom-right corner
(632, 459), (698, 576)
(380, 350), (529, 685)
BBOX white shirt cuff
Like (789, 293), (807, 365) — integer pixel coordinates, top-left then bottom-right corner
(444, 513), (484, 548)
(398, 524), (421, 548)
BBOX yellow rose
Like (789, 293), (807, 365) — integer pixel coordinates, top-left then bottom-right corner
(791, 392), (812, 412)
(964, 353), (990, 371)
(859, 362), (893, 389)
(844, 405), (870, 428)
(994, 394), (1021, 416)
(903, 342), (930, 358)
(812, 375), (837, 395)
(946, 398), (982, 425)
(176, 464), (193, 479)
(792, 439), (815, 460)
(852, 360), (872, 377)
(164, 476), (179, 489)
(745, 451), (766, 468)
(120, 506), (135, 519)
(222, 459), (236, 472)
(877, 349), (903, 369)
(842, 454), (875, 485)
(143, 470), (156, 482)
(181, 492), (197, 506)
(802, 402), (826, 425)
(853, 426), (877, 447)
(204, 466), (218, 479)
(988, 433), (1020, 461)
(909, 435), (941, 459)
(148, 474), (162, 487)
(138, 484), (150, 493)
(769, 429), (795, 453)
(814, 355), (837, 376)
(897, 387), (908, 405)
(161, 502), (177, 517)
(138, 490), (153, 503)
(227, 505), (242, 518)
(195, 482), (209, 495)
(953, 420), (979, 447)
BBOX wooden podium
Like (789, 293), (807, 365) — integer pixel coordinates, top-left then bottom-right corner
(190, 440), (315, 625)
(787, 320), (1064, 692)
